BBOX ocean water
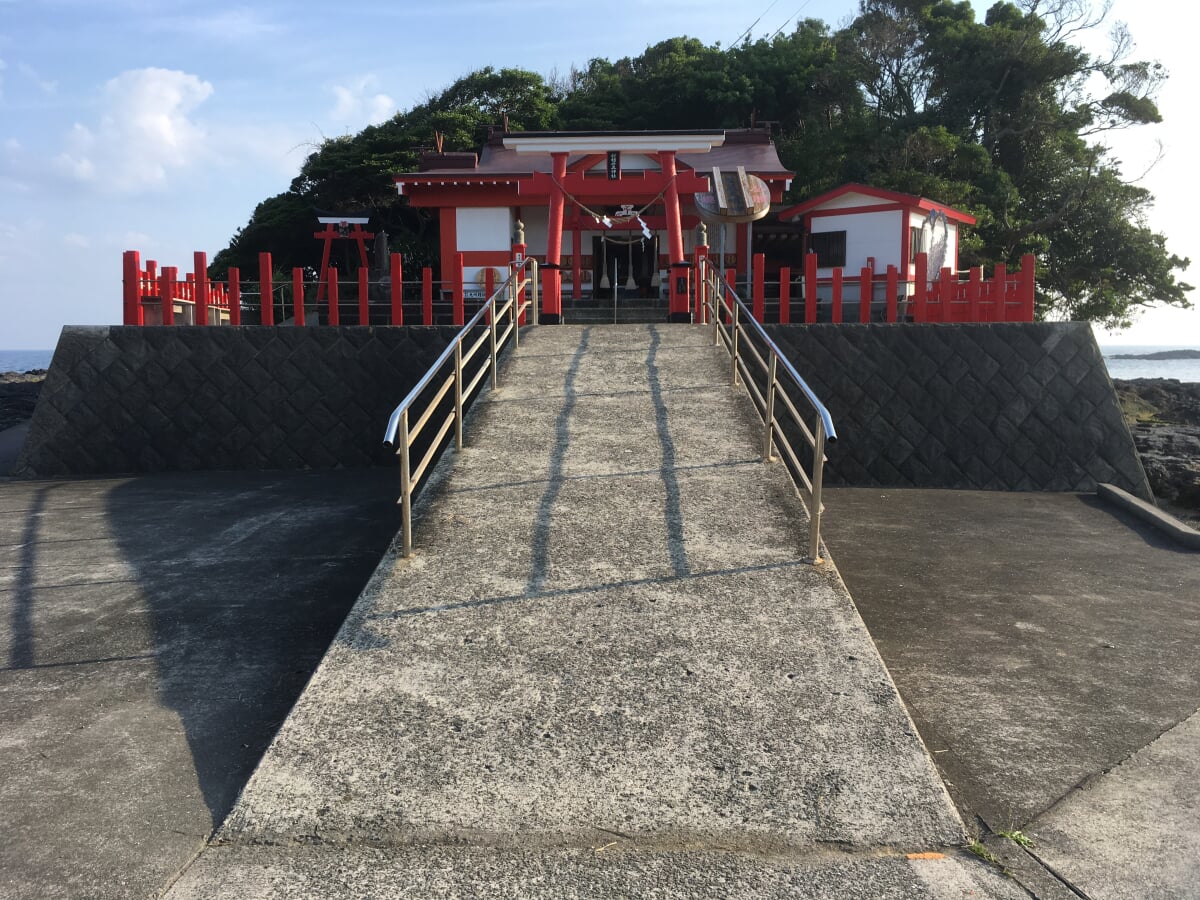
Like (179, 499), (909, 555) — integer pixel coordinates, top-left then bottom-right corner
(0, 350), (54, 373)
(1099, 346), (1200, 383)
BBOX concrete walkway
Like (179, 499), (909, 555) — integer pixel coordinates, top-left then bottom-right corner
(167, 325), (1020, 898)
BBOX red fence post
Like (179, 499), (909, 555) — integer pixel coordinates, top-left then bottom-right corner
(194, 251), (209, 326)
(292, 268), (305, 326)
(326, 266), (339, 325)
(122, 251), (141, 325)
(968, 266), (983, 322)
(831, 268), (843, 324)
(886, 265), (899, 322)
(860, 265), (873, 323)
(1020, 254), (1036, 321)
(804, 252), (818, 324)
(913, 252), (928, 322)
(358, 266), (370, 325)
(724, 267), (736, 323)
(422, 267), (434, 324)
(779, 266), (791, 324)
(752, 253), (765, 320)
(991, 263), (1007, 321)
(228, 268), (241, 325)
(160, 266), (176, 325)
(938, 267), (953, 323)
(452, 252), (465, 326)
(484, 267), (495, 324)
(258, 252), (274, 326)
(390, 253), (403, 325)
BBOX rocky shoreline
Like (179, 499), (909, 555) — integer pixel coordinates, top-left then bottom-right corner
(3, 370), (1198, 523)
(0, 371), (45, 433)
(1113, 378), (1200, 524)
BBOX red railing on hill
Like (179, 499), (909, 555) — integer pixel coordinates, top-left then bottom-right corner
(726, 251), (1036, 325)
(123, 248), (1035, 327)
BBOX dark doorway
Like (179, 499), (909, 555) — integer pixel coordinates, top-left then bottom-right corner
(593, 235), (659, 299)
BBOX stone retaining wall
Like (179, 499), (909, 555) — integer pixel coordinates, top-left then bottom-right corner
(15, 326), (473, 477)
(762, 322), (1153, 499)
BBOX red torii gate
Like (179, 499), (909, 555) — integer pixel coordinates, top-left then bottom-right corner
(314, 214), (374, 302)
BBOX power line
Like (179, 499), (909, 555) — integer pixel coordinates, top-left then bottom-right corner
(733, 0), (782, 44)
(770, 1), (812, 39)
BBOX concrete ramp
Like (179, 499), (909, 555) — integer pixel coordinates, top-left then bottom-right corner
(170, 325), (1020, 897)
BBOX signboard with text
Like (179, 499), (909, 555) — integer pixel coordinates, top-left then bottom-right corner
(606, 151), (621, 180)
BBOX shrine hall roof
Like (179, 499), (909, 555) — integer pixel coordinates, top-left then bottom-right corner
(398, 129), (793, 183)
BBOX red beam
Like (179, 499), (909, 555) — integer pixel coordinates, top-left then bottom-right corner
(259, 252), (274, 326)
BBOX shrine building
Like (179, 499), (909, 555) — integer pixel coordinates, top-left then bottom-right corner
(395, 128), (795, 322)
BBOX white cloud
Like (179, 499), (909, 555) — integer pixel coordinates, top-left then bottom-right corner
(63, 232), (90, 248)
(18, 62), (56, 95)
(330, 76), (394, 126)
(54, 68), (214, 193)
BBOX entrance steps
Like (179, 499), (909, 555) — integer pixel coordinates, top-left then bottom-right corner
(167, 325), (1023, 898)
(562, 297), (670, 324)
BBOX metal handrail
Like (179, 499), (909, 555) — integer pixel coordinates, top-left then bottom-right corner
(699, 259), (837, 563)
(382, 257), (538, 555)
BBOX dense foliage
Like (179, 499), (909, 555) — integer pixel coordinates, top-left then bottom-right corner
(212, 0), (1190, 327)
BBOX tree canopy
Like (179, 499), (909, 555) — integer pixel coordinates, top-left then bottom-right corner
(212, 0), (1190, 327)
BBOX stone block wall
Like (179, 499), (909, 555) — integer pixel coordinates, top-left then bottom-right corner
(15, 326), (477, 477)
(761, 322), (1152, 499)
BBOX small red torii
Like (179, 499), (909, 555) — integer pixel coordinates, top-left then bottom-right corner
(314, 214), (374, 302)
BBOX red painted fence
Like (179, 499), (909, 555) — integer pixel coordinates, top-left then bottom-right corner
(124, 248), (1035, 327)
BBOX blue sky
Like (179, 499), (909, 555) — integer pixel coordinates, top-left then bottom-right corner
(1, 0), (1196, 348)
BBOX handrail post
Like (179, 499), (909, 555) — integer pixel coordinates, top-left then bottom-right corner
(530, 261), (539, 326)
(730, 301), (741, 386)
(489, 300), (499, 390)
(509, 272), (519, 349)
(809, 420), (826, 564)
(399, 410), (412, 557)
(764, 352), (778, 462)
(454, 340), (464, 451)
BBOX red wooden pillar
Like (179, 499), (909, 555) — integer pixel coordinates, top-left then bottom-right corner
(160, 266), (177, 325)
(831, 268), (843, 324)
(292, 268), (306, 326)
(992, 263), (1007, 321)
(939, 267), (953, 323)
(326, 266), (339, 325)
(752, 253), (765, 320)
(484, 268), (495, 324)
(967, 266), (983, 322)
(452, 252), (465, 326)
(228, 268), (241, 326)
(544, 151), (568, 322)
(804, 252), (818, 324)
(859, 264), (873, 323)
(358, 267), (370, 325)
(725, 267), (737, 324)
(661, 150), (690, 321)
(886, 265), (899, 322)
(1020, 253), (1036, 321)
(571, 227), (582, 302)
(194, 251), (209, 326)
(258, 252), (274, 326)
(913, 252), (928, 322)
(422, 267), (433, 324)
(390, 253), (403, 325)
(122, 251), (141, 325)
(779, 266), (791, 324)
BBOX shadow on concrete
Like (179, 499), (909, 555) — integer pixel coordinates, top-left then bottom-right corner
(0, 468), (400, 898)
(103, 469), (401, 825)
